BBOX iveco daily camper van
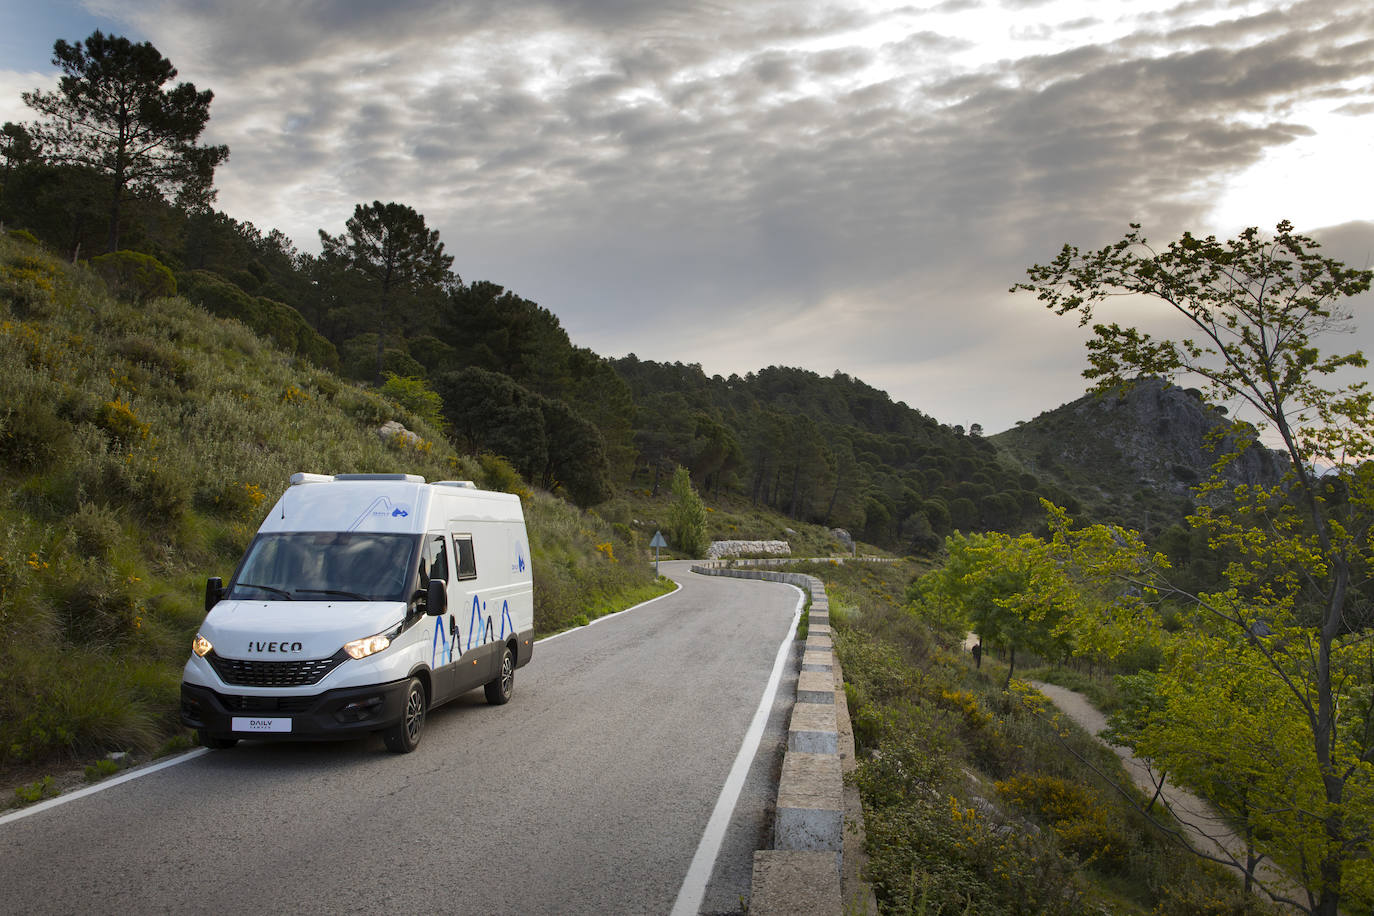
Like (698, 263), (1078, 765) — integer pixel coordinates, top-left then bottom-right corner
(180, 473), (534, 753)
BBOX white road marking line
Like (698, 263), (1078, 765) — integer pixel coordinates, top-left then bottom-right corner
(535, 579), (682, 644)
(669, 583), (804, 916)
(0, 749), (211, 827)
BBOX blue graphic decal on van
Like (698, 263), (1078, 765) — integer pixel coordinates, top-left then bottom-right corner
(467, 595), (483, 651)
(347, 497), (413, 530)
(499, 600), (514, 639)
(512, 542), (527, 574)
(431, 615), (456, 668)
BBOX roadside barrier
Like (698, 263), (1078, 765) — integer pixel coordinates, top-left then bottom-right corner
(690, 565), (877, 915)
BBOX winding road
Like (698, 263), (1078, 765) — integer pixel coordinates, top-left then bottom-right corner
(0, 561), (801, 915)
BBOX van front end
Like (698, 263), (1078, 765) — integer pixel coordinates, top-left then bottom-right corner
(179, 675), (416, 745)
(179, 596), (427, 748)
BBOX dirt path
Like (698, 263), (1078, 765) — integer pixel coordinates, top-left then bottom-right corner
(1029, 680), (1307, 912)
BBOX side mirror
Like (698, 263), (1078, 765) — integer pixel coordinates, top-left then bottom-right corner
(426, 579), (448, 617)
(205, 577), (224, 613)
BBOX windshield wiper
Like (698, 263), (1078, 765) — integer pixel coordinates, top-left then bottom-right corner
(295, 588), (369, 600)
(233, 582), (293, 599)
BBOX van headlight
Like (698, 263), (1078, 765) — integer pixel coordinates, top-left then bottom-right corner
(343, 630), (393, 660)
(192, 633), (213, 657)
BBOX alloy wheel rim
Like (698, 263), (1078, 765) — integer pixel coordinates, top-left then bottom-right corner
(405, 687), (424, 740)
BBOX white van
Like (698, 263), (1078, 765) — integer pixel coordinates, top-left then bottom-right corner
(180, 473), (535, 753)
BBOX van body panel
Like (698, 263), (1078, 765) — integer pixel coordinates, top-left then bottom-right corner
(180, 474), (534, 747)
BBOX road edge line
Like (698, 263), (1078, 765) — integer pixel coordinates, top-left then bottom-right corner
(0, 748), (212, 828)
(535, 579), (682, 645)
(668, 582), (804, 916)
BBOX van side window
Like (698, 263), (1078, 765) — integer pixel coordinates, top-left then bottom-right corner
(421, 534), (449, 585)
(453, 534), (477, 580)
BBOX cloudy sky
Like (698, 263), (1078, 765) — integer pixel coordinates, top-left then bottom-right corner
(3, 0), (1372, 432)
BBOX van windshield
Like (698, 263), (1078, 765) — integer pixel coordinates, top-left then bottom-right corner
(228, 532), (420, 602)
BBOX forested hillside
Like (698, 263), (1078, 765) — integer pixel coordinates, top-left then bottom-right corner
(613, 358), (1080, 551)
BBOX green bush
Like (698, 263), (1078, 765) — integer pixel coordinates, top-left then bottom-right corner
(995, 774), (1131, 871)
(179, 270), (337, 369)
(0, 398), (71, 470)
(6, 228), (40, 246)
(89, 250), (177, 303)
(380, 373), (445, 430)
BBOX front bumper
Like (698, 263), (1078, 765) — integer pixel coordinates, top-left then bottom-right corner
(180, 678), (412, 742)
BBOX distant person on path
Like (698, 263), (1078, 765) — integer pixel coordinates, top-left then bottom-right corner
(972, 642), (982, 669)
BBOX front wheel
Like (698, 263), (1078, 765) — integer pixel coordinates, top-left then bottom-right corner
(484, 645), (514, 705)
(383, 677), (427, 753)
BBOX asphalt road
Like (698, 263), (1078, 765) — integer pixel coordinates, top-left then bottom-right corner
(0, 561), (801, 916)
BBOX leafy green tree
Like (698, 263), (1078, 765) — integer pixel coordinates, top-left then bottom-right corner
(433, 367), (611, 507)
(379, 373), (444, 431)
(319, 201), (455, 380)
(1017, 221), (1374, 915)
(667, 466), (709, 557)
(22, 31), (229, 253)
(915, 506), (1164, 687)
(434, 367), (546, 474)
(535, 397), (613, 508)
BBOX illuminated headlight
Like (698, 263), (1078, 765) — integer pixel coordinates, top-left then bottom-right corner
(192, 634), (213, 657)
(343, 631), (392, 660)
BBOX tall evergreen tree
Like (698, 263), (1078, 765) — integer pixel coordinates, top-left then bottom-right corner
(22, 31), (229, 253)
(319, 201), (455, 380)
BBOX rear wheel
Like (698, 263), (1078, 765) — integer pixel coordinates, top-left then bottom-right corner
(383, 677), (427, 753)
(484, 644), (515, 705)
(198, 729), (237, 750)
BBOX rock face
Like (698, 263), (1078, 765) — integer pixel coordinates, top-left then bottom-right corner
(1068, 379), (1288, 496)
(830, 528), (855, 553)
(707, 540), (792, 559)
(993, 378), (1289, 528)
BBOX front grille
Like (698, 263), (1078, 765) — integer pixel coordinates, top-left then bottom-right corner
(207, 650), (347, 687)
(214, 692), (317, 713)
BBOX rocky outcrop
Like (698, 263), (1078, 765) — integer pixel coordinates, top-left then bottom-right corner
(993, 378), (1290, 529)
(377, 420), (422, 447)
(1064, 379), (1288, 496)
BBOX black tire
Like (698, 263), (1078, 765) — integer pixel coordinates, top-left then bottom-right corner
(484, 644), (515, 705)
(383, 677), (427, 754)
(198, 730), (237, 750)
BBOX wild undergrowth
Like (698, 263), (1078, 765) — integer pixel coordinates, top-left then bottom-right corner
(814, 561), (1276, 915)
(0, 234), (662, 789)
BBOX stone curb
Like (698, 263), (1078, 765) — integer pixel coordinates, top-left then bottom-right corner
(690, 564), (875, 915)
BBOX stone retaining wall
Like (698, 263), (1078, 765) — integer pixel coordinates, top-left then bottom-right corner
(690, 565), (876, 915)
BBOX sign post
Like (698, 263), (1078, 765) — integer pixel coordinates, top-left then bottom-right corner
(649, 530), (667, 576)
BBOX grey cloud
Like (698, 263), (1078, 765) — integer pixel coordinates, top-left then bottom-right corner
(884, 30), (975, 60)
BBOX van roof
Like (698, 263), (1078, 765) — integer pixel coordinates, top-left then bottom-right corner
(260, 474), (523, 534)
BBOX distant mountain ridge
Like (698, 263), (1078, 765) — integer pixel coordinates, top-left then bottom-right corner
(992, 378), (1289, 534)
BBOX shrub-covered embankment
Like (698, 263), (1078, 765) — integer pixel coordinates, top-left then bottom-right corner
(804, 561), (1276, 915)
